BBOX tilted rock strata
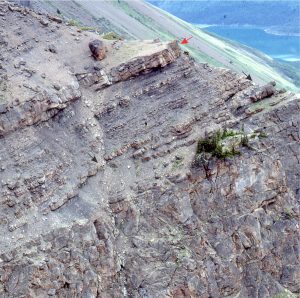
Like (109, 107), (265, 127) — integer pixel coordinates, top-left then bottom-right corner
(0, 1), (180, 136)
(0, 2), (299, 298)
(76, 40), (181, 91)
(0, 82), (81, 136)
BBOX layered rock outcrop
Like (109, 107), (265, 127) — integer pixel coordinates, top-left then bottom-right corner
(0, 83), (80, 136)
(76, 39), (181, 90)
(0, 2), (299, 298)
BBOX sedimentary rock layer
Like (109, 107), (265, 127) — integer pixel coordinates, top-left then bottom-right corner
(0, 2), (299, 297)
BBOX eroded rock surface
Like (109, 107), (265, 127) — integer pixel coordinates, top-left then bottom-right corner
(0, 2), (299, 298)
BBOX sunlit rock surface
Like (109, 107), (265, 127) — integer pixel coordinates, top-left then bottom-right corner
(0, 2), (299, 297)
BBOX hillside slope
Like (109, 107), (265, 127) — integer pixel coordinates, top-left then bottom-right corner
(0, 2), (299, 297)
(26, 0), (299, 92)
(149, 0), (300, 35)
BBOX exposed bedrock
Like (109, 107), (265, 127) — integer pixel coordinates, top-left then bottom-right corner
(0, 2), (299, 297)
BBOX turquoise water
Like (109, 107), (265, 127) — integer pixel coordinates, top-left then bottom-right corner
(202, 25), (300, 61)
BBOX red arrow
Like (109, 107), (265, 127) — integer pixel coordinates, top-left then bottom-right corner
(181, 36), (193, 45)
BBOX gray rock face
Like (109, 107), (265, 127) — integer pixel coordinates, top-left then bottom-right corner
(77, 40), (181, 91)
(0, 83), (81, 136)
(250, 82), (277, 102)
(0, 2), (299, 298)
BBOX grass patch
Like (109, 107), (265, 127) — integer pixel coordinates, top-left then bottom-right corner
(172, 156), (184, 170)
(67, 19), (80, 27)
(79, 26), (97, 31)
(102, 31), (122, 40)
(67, 18), (97, 32)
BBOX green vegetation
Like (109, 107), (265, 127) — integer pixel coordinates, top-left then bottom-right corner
(171, 156), (184, 170)
(66, 17), (98, 32)
(67, 19), (80, 27)
(224, 39), (300, 90)
(45, 0), (299, 92)
(113, 0), (176, 40)
(258, 132), (268, 139)
(282, 207), (297, 220)
(183, 45), (223, 67)
(157, 8), (298, 91)
(176, 246), (192, 264)
(197, 129), (242, 159)
(273, 59), (300, 89)
(102, 31), (122, 40)
(0, 76), (7, 102)
(196, 129), (266, 160)
(199, 30), (298, 92)
(273, 289), (299, 298)
(240, 133), (249, 148)
(57, 0), (299, 91)
(79, 26), (97, 31)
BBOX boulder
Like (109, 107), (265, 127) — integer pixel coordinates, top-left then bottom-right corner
(89, 39), (107, 61)
(250, 81), (276, 102)
(48, 15), (63, 23)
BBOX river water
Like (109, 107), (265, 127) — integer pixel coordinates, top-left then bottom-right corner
(200, 25), (300, 62)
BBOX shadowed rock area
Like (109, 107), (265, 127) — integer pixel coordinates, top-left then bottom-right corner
(0, 2), (299, 298)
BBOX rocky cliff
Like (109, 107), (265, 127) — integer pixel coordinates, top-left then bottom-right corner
(0, 2), (299, 298)
(24, 0), (299, 92)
